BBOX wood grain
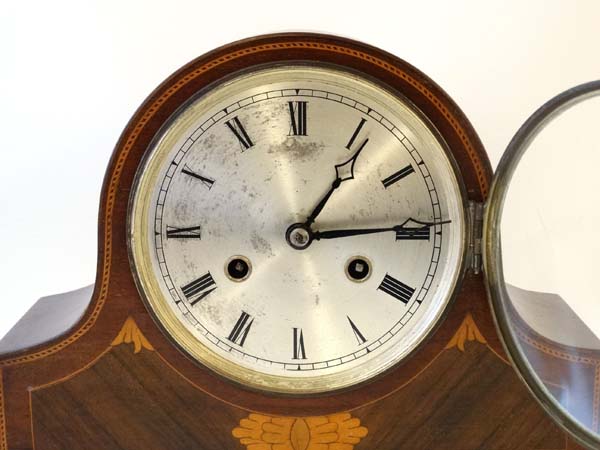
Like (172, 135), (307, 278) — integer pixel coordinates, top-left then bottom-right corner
(26, 316), (566, 450)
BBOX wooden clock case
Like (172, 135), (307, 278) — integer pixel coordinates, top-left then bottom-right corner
(0, 33), (587, 450)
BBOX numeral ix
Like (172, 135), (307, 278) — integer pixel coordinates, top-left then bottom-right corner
(166, 225), (201, 239)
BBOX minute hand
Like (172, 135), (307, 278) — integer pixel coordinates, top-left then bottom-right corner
(312, 219), (451, 240)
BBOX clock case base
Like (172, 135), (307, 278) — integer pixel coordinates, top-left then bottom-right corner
(0, 33), (587, 450)
(0, 277), (585, 450)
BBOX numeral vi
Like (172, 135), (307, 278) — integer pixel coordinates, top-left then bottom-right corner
(292, 328), (307, 360)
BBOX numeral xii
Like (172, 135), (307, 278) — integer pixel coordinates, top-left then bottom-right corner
(288, 101), (308, 136)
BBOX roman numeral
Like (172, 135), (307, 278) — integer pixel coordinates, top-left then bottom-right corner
(225, 116), (254, 150)
(347, 316), (367, 345)
(180, 272), (216, 305)
(227, 311), (253, 347)
(182, 164), (215, 189)
(166, 225), (201, 239)
(288, 101), (308, 136)
(378, 274), (415, 304)
(346, 118), (368, 150)
(396, 226), (430, 241)
(381, 165), (415, 188)
(292, 328), (307, 360)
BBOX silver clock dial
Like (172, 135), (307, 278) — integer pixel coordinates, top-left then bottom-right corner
(130, 65), (466, 393)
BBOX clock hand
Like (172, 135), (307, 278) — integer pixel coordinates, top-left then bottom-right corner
(312, 218), (451, 240)
(304, 138), (369, 226)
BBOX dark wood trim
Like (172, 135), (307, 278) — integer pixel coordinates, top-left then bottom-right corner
(0, 368), (6, 450)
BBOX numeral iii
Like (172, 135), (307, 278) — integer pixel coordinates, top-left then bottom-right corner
(395, 226), (430, 241)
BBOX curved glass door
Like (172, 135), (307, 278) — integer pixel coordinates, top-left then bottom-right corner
(485, 81), (600, 449)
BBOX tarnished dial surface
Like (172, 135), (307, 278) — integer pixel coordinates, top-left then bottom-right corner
(129, 65), (467, 394)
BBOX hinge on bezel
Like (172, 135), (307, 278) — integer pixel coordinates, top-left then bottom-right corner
(467, 201), (484, 274)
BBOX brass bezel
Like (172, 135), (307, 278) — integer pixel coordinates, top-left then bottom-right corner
(128, 63), (469, 395)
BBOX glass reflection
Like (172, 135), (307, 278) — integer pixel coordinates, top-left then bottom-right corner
(500, 95), (600, 439)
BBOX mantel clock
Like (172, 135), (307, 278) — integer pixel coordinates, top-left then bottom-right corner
(1, 33), (599, 450)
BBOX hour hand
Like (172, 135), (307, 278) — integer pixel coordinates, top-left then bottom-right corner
(313, 219), (451, 241)
(304, 139), (369, 226)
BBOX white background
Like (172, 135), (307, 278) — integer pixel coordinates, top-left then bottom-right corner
(2, 0), (600, 340)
